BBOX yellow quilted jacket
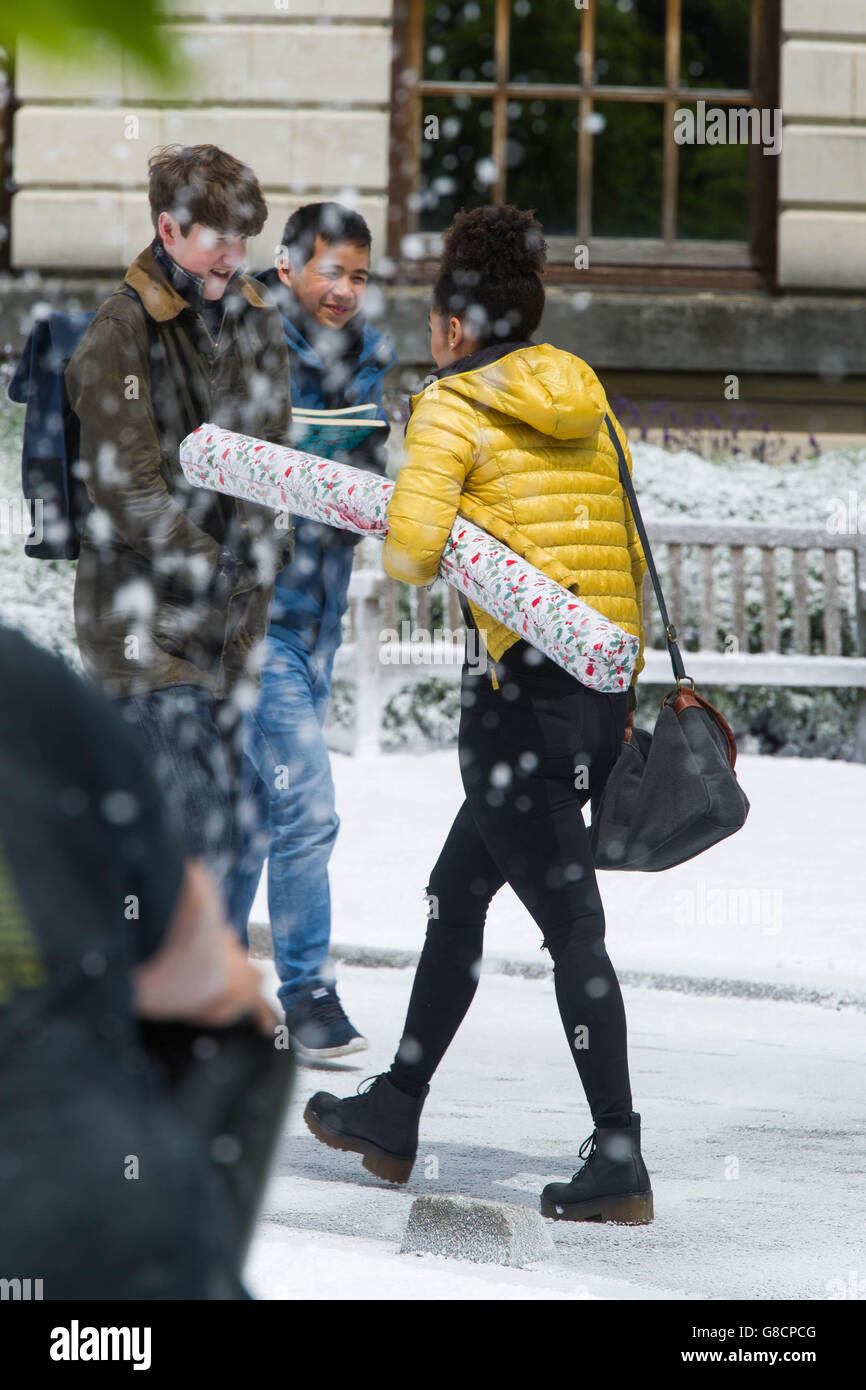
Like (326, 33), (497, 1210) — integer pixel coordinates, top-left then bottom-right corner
(382, 343), (647, 687)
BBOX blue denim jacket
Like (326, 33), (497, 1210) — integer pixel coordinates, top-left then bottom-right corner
(254, 268), (397, 660)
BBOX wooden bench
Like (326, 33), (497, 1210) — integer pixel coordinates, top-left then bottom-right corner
(333, 522), (866, 759)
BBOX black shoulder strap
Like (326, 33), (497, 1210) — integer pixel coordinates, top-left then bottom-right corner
(604, 412), (688, 685)
(457, 590), (477, 633)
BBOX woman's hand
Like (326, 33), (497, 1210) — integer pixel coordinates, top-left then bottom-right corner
(624, 710), (635, 743)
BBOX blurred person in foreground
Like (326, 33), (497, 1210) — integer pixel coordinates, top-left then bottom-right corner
(64, 143), (293, 893)
(304, 206), (654, 1226)
(0, 624), (277, 1299)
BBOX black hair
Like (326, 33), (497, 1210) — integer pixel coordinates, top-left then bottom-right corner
(432, 205), (547, 346)
(278, 201), (372, 271)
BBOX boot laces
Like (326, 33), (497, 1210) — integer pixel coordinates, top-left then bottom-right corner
(570, 1129), (598, 1181)
(356, 1073), (387, 1097)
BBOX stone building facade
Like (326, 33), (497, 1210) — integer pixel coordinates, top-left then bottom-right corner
(4, 0), (866, 434)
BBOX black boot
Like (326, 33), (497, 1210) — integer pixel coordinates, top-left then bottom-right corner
(540, 1113), (653, 1224)
(304, 1074), (428, 1185)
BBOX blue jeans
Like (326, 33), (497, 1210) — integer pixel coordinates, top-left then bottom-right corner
(225, 634), (340, 1012)
(113, 684), (244, 892)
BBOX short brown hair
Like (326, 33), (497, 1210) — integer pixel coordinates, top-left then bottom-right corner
(148, 144), (268, 238)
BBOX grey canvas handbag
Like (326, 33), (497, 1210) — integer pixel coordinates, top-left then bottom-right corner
(590, 414), (750, 872)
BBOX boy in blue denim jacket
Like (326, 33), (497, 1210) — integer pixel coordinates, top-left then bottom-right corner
(226, 203), (396, 1058)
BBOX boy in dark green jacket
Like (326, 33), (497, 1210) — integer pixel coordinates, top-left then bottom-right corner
(65, 143), (293, 888)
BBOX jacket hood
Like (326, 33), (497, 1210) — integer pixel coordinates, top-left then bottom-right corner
(418, 343), (607, 441)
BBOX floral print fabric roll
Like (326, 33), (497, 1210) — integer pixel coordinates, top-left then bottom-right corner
(180, 424), (639, 693)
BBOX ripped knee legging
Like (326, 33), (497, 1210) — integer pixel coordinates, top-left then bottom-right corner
(388, 639), (634, 1125)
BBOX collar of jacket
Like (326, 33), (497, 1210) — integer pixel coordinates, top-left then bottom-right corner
(150, 234), (217, 311)
(124, 243), (270, 323)
(419, 338), (534, 392)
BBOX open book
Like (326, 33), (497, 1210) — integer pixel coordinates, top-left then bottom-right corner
(289, 402), (387, 455)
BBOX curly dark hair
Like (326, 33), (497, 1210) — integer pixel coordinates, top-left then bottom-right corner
(432, 205), (547, 346)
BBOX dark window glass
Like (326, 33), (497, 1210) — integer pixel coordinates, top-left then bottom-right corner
(677, 126), (751, 239)
(411, 0), (759, 250)
(419, 97), (495, 232)
(680, 0), (751, 90)
(423, 0), (496, 82)
(594, 0), (667, 88)
(505, 100), (579, 234)
(509, 0), (583, 86)
(591, 102), (664, 236)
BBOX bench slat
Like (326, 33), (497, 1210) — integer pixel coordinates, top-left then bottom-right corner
(700, 546), (715, 650)
(824, 550), (840, 657)
(731, 545), (747, 654)
(640, 649), (866, 688)
(856, 540), (866, 659)
(667, 543), (682, 635)
(383, 574), (398, 632)
(793, 550), (810, 655)
(644, 521), (856, 550)
(642, 570), (655, 647)
(761, 548), (777, 653)
(448, 585), (461, 630)
(417, 585), (431, 633)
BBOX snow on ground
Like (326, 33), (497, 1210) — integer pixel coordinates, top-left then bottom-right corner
(245, 962), (865, 1301)
(250, 748), (866, 1000)
(244, 746), (865, 1299)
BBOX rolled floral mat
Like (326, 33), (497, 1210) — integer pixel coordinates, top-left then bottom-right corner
(179, 424), (639, 693)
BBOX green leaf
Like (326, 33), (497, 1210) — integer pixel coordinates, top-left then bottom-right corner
(1, 1), (178, 77)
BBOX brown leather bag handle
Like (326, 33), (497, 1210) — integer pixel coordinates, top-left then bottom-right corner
(667, 687), (738, 769)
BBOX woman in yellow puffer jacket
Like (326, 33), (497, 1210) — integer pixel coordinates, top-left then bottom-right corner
(304, 206), (653, 1225)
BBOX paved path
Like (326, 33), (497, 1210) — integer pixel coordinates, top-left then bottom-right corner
(246, 963), (866, 1300)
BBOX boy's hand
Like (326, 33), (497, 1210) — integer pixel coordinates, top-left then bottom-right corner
(206, 547), (238, 606)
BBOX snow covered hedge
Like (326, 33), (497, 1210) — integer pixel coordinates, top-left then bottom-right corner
(630, 438), (863, 659)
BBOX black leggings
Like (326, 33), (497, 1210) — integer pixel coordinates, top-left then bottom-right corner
(389, 640), (633, 1125)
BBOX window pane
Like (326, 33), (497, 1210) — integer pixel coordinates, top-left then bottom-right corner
(419, 97), (495, 232)
(506, 100), (578, 235)
(680, 0), (751, 91)
(677, 128), (750, 239)
(509, 0), (583, 86)
(591, 103), (664, 237)
(422, 0), (496, 83)
(594, 0), (667, 88)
